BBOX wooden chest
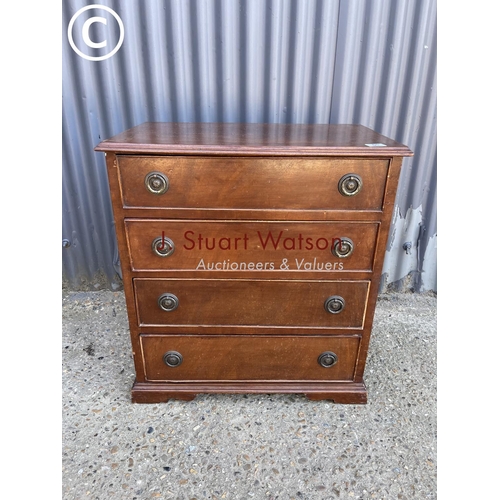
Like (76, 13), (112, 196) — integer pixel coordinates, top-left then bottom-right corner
(96, 123), (412, 404)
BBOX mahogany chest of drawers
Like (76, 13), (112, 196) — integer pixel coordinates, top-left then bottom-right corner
(96, 122), (412, 404)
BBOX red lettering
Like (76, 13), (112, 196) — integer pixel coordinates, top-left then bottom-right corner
(257, 231), (283, 250)
(183, 230), (195, 250)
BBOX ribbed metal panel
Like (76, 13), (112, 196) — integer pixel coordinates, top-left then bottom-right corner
(62, 0), (437, 292)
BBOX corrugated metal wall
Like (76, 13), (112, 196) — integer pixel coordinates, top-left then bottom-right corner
(62, 0), (437, 292)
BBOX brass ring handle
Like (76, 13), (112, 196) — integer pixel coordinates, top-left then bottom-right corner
(318, 351), (338, 368)
(324, 295), (345, 314)
(158, 293), (179, 312)
(338, 173), (363, 196)
(145, 171), (169, 195)
(332, 237), (354, 258)
(163, 351), (183, 367)
(152, 236), (175, 257)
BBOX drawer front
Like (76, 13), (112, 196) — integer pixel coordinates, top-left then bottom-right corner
(140, 335), (360, 382)
(125, 220), (379, 273)
(134, 278), (369, 329)
(117, 156), (389, 211)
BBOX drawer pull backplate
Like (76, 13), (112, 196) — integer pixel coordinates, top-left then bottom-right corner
(145, 171), (169, 195)
(158, 293), (179, 312)
(318, 351), (338, 368)
(324, 295), (345, 314)
(338, 173), (363, 196)
(332, 237), (354, 258)
(152, 236), (175, 257)
(163, 351), (183, 367)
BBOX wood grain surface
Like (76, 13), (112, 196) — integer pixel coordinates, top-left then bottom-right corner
(96, 122), (413, 404)
(140, 334), (360, 382)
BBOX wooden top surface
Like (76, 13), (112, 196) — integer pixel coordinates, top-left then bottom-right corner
(95, 122), (413, 157)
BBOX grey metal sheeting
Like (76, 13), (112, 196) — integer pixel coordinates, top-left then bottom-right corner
(62, 0), (436, 292)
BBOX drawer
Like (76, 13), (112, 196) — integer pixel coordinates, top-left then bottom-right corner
(125, 219), (379, 273)
(140, 334), (360, 382)
(134, 278), (369, 329)
(117, 156), (389, 211)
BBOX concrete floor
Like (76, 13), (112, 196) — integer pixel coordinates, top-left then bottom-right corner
(62, 290), (437, 500)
